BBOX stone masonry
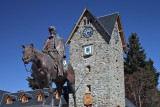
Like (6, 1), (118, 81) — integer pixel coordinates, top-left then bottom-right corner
(67, 9), (125, 107)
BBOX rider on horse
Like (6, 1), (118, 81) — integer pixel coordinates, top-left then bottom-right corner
(42, 26), (66, 76)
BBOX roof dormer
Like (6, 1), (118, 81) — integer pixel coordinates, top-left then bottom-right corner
(36, 91), (49, 101)
(37, 92), (43, 101)
(5, 95), (17, 104)
(54, 89), (59, 99)
(6, 96), (12, 104)
(20, 93), (32, 103)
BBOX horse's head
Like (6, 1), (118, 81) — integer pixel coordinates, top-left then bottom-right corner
(22, 43), (35, 64)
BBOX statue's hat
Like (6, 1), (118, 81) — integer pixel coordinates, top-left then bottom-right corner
(48, 26), (56, 31)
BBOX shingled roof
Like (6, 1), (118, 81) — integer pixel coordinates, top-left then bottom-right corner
(98, 12), (127, 51)
(98, 13), (119, 35)
(0, 87), (69, 107)
(0, 90), (10, 103)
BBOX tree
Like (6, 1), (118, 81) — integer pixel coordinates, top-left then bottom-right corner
(143, 59), (160, 107)
(124, 33), (147, 107)
(125, 68), (147, 107)
(145, 58), (159, 88)
(124, 33), (146, 74)
(124, 33), (160, 107)
(26, 74), (48, 90)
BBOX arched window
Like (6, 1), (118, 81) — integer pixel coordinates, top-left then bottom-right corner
(37, 92), (43, 101)
(54, 90), (59, 99)
(21, 94), (28, 103)
(36, 91), (49, 101)
(86, 66), (91, 72)
(84, 93), (92, 107)
(5, 96), (12, 104)
(86, 85), (91, 93)
(20, 93), (32, 103)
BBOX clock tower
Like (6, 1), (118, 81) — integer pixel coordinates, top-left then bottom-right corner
(66, 8), (127, 107)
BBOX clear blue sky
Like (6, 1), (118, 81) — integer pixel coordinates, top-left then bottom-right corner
(0, 0), (160, 92)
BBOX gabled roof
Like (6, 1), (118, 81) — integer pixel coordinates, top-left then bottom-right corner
(98, 13), (127, 51)
(66, 8), (110, 45)
(98, 13), (119, 35)
(66, 8), (127, 52)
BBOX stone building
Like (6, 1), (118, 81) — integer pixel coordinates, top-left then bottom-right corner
(66, 8), (127, 107)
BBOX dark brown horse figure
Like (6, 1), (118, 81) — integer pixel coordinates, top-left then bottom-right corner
(22, 44), (76, 107)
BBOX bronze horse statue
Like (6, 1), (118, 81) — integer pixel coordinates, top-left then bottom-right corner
(22, 44), (76, 107)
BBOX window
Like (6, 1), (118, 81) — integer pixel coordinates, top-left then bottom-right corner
(5, 96), (12, 104)
(84, 19), (92, 25)
(37, 91), (48, 101)
(54, 90), (59, 99)
(84, 93), (92, 106)
(87, 19), (90, 24)
(86, 85), (91, 93)
(20, 93), (32, 103)
(86, 66), (91, 72)
(90, 19), (92, 23)
(21, 95), (28, 103)
(37, 92), (43, 101)
(84, 45), (92, 56)
(84, 20), (86, 25)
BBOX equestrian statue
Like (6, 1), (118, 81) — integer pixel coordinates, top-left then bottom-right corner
(22, 26), (76, 107)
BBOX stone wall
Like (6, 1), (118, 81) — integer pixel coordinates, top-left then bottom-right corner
(109, 21), (125, 106)
(69, 13), (125, 107)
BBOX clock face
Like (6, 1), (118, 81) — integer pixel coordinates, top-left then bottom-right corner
(83, 27), (93, 38)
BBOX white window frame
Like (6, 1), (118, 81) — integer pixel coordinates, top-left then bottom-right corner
(84, 45), (92, 56)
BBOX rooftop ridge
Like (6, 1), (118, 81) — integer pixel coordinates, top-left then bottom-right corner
(97, 12), (119, 19)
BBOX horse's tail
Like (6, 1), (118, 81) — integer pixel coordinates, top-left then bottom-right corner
(67, 62), (75, 82)
(66, 62), (75, 93)
(67, 62), (77, 106)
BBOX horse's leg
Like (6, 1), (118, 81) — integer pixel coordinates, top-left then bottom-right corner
(32, 63), (46, 105)
(57, 86), (63, 107)
(56, 80), (66, 107)
(72, 84), (77, 107)
(47, 73), (54, 106)
(36, 77), (46, 105)
(67, 79), (77, 107)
